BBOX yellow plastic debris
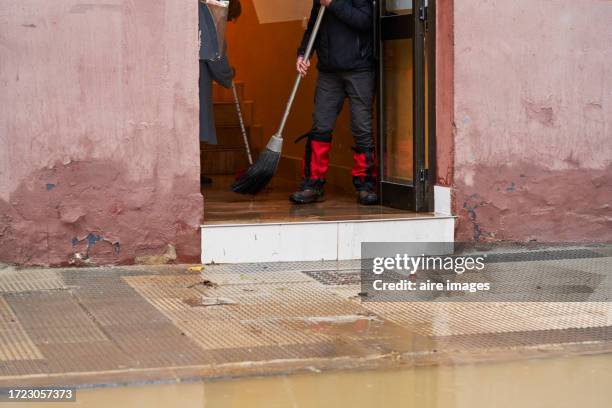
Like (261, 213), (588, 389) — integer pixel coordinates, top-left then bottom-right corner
(187, 265), (205, 273)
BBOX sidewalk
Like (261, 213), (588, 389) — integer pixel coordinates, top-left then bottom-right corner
(0, 247), (611, 389)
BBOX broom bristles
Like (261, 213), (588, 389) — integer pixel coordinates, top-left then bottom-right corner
(231, 148), (281, 194)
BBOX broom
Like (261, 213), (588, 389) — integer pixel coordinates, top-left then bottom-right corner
(231, 5), (326, 194)
(231, 81), (253, 181)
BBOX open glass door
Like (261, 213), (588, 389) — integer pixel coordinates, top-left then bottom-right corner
(376, 0), (433, 211)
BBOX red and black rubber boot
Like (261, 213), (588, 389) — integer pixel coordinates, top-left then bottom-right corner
(352, 147), (379, 205)
(290, 134), (332, 204)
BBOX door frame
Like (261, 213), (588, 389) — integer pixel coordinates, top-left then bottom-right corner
(426, 0), (437, 213)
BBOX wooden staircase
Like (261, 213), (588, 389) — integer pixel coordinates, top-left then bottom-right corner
(201, 82), (263, 175)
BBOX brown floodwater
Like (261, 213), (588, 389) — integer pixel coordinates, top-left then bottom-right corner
(14, 353), (612, 408)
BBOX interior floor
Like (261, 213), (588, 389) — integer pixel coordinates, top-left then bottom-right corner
(202, 175), (423, 225)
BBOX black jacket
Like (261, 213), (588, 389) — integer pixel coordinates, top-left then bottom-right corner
(298, 0), (374, 73)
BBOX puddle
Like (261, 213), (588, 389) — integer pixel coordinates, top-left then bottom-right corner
(20, 353), (612, 407)
(298, 314), (436, 354)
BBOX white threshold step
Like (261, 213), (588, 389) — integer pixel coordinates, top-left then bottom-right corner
(201, 215), (456, 264)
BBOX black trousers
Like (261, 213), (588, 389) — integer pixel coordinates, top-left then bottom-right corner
(310, 70), (375, 151)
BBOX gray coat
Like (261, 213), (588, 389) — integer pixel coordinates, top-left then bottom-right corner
(199, 2), (234, 144)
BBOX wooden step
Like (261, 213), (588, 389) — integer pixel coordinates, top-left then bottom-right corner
(247, 124), (264, 150)
(212, 81), (244, 103)
(200, 125), (261, 149)
(201, 147), (253, 175)
(213, 100), (254, 127)
(203, 81), (258, 175)
(204, 126), (253, 148)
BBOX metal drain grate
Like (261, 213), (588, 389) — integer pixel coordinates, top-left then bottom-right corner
(302, 270), (361, 286)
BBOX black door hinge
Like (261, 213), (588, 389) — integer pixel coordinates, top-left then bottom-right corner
(419, 1), (429, 31)
(419, 0), (429, 20)
(419, 6), (427, 21)
(419, 168), (429, 183)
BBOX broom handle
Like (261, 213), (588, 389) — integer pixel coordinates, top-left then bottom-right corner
(232, 82), (253, 165)
(276, 6), (326, 138)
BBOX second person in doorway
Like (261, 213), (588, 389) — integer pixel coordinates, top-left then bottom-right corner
(291, 0), (377, 205)
(199, 0), (242, 186)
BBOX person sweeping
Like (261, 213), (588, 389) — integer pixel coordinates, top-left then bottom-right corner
(291, 0), (377, 205)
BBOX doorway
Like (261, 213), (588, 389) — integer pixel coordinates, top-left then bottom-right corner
(201, 0), (435, 225)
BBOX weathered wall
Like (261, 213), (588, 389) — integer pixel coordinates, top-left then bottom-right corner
(453, 0), (612, 241)
(0, 1), (202, 265)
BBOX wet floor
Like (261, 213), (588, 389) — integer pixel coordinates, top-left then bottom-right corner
(202, 175), (416, 225)
(14, 353), (612, 407)
(1, 250), (611, 407)
(1, 255), (611, 389)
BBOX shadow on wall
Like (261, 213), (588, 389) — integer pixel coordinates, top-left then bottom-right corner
(0, 160), (202, 266)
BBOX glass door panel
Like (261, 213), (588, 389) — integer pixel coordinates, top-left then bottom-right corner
(386, 0), (413, 14)
(382, 38), (414, 185)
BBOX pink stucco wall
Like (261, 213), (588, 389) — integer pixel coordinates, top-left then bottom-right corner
(0, 1), (202, 265)
(453, 0), (612, 241)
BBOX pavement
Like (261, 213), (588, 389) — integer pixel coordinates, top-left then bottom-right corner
(0, 245), (611, 389)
